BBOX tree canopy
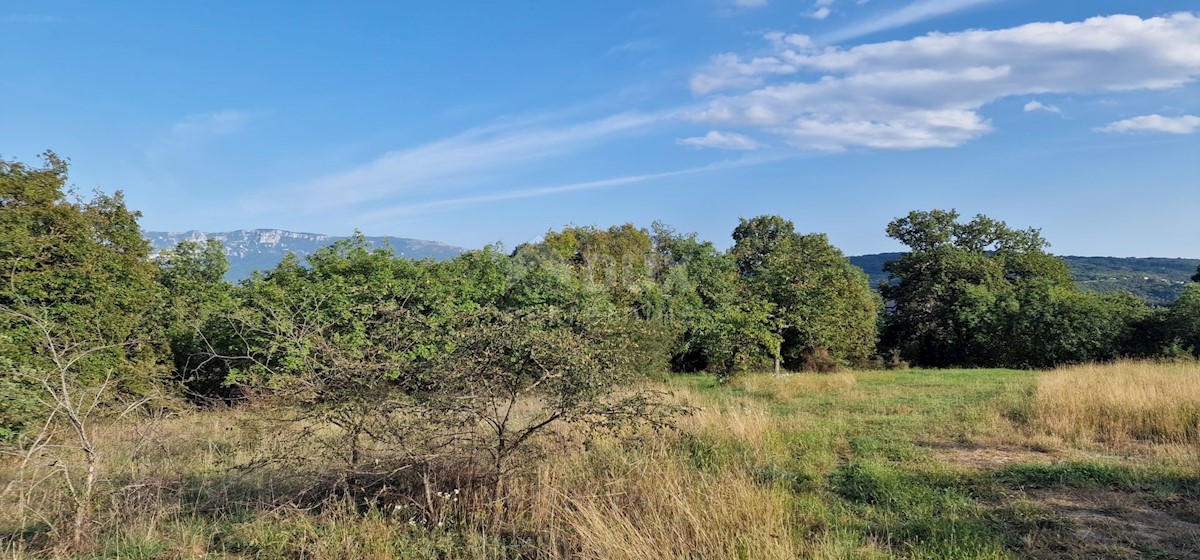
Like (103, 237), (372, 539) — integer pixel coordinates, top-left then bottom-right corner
(880, 209), (1146, 368)
(1, 153), (166, 439)
(732, 216), (880, 371)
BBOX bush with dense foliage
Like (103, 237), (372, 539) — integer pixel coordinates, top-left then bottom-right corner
(878, 209), (1161, 369)
(1, 153), (166, 440)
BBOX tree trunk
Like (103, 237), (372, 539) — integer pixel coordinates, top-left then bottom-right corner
(73, 446), (97, 548)
(774, 325), (785, 374)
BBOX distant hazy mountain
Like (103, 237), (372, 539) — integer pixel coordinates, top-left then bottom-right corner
(847, 253), (1199, 305)
(145, 229), (465, 280)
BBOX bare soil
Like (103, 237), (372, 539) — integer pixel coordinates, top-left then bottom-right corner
(930, 442), (1200, 558)
(1023, 487), (1200, 559)
(927, 442), (1060, 469)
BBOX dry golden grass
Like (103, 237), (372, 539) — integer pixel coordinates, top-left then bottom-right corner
(8, 365), (1200, 559)
(734, 371), (858, 401)
(545, 439), (799, 560)
(680, 395), (775, 443)
(0, 400), (810, 560)
(1032, 361), (1200, 445)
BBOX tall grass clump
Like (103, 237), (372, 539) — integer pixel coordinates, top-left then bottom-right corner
(1031, 361), (1200, 444)
(552, 438), (800, 560)
(734, 372), (858, 402)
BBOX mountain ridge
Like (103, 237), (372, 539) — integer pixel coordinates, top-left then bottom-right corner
(145, 229), (465, 280)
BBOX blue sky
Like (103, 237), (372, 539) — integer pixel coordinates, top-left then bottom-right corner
(2, 0), (1198, 257)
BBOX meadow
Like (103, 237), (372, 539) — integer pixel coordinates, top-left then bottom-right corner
(2, 361), (1197, 559)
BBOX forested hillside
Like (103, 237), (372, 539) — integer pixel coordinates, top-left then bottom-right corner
(849, 253), (1199, 305)
(1063, 256), (1200, 305)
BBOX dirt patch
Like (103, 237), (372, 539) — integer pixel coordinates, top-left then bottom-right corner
(927, 442), (1059, 469)
(1025, 488), (1200, 559)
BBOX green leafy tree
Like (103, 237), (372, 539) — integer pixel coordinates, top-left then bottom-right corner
(430, 245), (512, 310)
(1162, 285), (1200, 357)
(156, 239), (237, 398)
(216, 237), (451, 469)
(506, 247), (613, 314)
(1, 153), (165, 438)
(731, 216), (879, 372)
(423, 305), (669, 492)
(218, 235), (674, 486)
(880, 209), (1139, 368)
(651, 222), (777, 375)
(520, 225), (678, 374)
(542, 223), (656, 313)
(975, 281), (1146, 368)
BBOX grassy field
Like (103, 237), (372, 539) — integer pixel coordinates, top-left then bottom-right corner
(2, 362), (1199, 559)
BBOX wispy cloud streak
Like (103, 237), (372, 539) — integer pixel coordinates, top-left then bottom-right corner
(823, 0), (1005, 43)
(249, 110), (679, 215)
(360, 154), (786, 220)
(1098, 114), (1200, 135)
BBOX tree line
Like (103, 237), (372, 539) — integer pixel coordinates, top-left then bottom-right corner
(3, 152), (1200, 444)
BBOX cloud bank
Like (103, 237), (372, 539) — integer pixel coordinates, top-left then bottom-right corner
(690, 13), (1200, 151)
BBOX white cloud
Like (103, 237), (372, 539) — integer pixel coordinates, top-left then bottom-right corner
(690, 13), (1200, 151)
(691, 31), (819, 95)
(1097, 114), (1200, 135)
(249, 110), (676, 214)
(1023, 100), (1061, 114)
(809, 0), (836, 19)
(764, 32), (818, 51)
(677, 131), (763, 150)
(824, 0), (1004, 43)
(690, 53), (797, 95)
(148, 110), (254, 160)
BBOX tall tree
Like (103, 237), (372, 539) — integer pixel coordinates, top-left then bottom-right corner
(731, 216), (879, 372)
(541, 224), (656, 313)
(976, 280), (1145, 368)
(156, 239), (236, 398)
(650, 222), (776, 375)
(880, 209), (1113, 368)
(1163, 285), (1200, 357)
(1, 153), (165, 438)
